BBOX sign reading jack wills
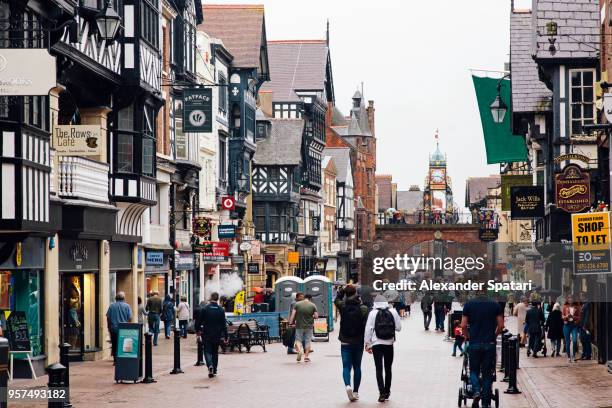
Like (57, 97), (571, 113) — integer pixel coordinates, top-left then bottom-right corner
(555, 164), (590, 213)
(510, 186), (544, 219)
(53, 125), (103, 156)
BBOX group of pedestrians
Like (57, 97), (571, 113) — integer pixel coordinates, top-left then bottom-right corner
(420, 291), (451, 331)
(334, 285), (402, 403)
(515, 294), (591, 362)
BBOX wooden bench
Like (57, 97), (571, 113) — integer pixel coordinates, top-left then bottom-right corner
(221, 320), (268, 353)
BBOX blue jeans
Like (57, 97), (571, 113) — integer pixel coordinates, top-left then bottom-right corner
(341, 344), (364, 392)
(453, 340), (464, 355)
(179, 320), (188, 338)
(563, 323), (578, 358)
(203, 340), (220, 372)
(580, 329), (591, 358)
(164, 320), (173, 338)
(434, 310), (445, 330)
(148, 313), (161, 345)
(468, 342), (496, 405)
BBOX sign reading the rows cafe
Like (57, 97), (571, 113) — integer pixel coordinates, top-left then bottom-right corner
(555, 164), (590, 213)
(53, 125), (103, 156)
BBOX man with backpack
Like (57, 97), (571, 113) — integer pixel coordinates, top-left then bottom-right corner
(364, 294), (402, 403)
(335, 285), (369, 402)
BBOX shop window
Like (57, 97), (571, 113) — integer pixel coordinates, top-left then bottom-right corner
(570, 69), (595, 136)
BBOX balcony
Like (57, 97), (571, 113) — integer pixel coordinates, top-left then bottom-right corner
(57, 156), (109, 203)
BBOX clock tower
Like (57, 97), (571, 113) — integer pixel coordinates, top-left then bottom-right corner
(423, 132), (454, 223)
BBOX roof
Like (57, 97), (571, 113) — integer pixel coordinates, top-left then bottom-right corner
(253, 119), (304, 165)
(396, 190), (423, 213)
(346, 93), (372, 137)
(322, 147), (351, 183)
(532, 0), (599, 61)
(465, 176), (501, 206)
(260, 40), (329, 102)
(200, 5), (266, 68)
(331, 106), (348, 126)
(510, 10), (552, 113)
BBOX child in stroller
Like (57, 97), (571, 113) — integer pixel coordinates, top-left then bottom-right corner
(458, 342), (500, 408)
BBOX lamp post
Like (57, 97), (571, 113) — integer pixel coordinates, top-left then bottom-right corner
(490, 74), (510, 124)
(95, 0), (121, 41)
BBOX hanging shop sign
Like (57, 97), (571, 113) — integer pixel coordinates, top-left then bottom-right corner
(183, 88), (213, 132)
(250, 241), (261, 256)
(555, 164), (591, 213)
(501, 174), (533, 211)
(604, 93), (612, 123)
(571, 212), (611, 275)
(145, 251), (164, 266)
(221, 196), (235, 211)
(192, 217), (212, 239)
(218, 224), (236, 239)
(312, 216), (321, 231)
(239, 242), (252, 252)
(53, 125), (102, 156)
(264, 254), (276, 264)
(510, 186), (544, 219)
(175, 253), (195, 271)
(194, 241), (230, 262)
(553, 153), (590, 166)
(0, 49), (56, 95)
(479, 228), (499, 242)
(287, 251), (299, 265)
(247, 263), (260, 274)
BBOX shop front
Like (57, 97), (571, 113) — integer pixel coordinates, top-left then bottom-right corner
(0, 238), (46, 376)
(145, 250), (169, 296)
(59, 239), (100, 361)
(175, 252), (195, 310)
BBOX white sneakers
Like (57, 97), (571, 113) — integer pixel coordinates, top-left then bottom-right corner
(353, 392), (360, 401)
(346, 385), (356, 402)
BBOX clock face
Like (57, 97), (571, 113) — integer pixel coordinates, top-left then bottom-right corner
(430, 169), (445, 184)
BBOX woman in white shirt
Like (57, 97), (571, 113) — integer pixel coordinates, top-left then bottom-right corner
(176, 297), (190, 338)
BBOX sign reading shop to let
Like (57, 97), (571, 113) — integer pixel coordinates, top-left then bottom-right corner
(571, 212), (612, 275)
(555, 164), (591, 213)
(0, 49), (56, 95)
(53, 125), (103, 156)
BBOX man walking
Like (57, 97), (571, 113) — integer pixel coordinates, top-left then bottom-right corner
(461, 291), (504, 408)
(421, 291), (433, 330)
(106, 291), (132, 363)
(364, 294), (401, 403)
(289, 292), (318, 363)
(335, 285), (369, 402)
(580, 293), (592, 360)
(145, 291), (163, 346)
(195, 292), (227, 378)
(525, 302), (545, 357)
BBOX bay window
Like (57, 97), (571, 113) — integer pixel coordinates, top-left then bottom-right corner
(570, 69), (595, 136)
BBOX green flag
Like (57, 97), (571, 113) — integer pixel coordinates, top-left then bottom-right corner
(472, 75), (528, 164)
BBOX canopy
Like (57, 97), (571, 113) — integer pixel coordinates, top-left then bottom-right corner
(472, 75), (528, 164)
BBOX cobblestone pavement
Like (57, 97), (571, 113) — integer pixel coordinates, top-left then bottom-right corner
(11, 306), (612, 408)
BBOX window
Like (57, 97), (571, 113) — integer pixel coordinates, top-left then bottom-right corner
(218, 135), (227, 182)
(536, 170), (544, 187)
(570, 69), (595, 136)
(184, 23), (195, 73)
(142, 138), (154, 175)
(141, 0), (159, 49)
(255, 205), (265, 232)
(536, 150), (544, 166)
(218, 74), (228, 113)
(117, 134), (133, 173)
(118, 105), (134, 131)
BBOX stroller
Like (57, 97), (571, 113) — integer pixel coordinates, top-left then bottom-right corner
(458, 343), (500, 408)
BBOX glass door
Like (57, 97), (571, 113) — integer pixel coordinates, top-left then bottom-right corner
(61, 274), (84, 360)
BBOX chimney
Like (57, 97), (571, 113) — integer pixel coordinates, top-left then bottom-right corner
(367, 100), (375, 137)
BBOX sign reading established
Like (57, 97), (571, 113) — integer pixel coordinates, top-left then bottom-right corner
(183, 88), (213, 133)
(571, 212), (611, 275)
(510, 186), (544, 219)
(0, 49), (56, 95)
(555, 164), (591, 213)
(53, 125), (102, 156)
(194, 241), (230, 262)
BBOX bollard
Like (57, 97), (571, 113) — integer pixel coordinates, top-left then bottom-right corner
(0, 338), (9, 408)
(170, 328), (183, 374)
(500, 330), (509, 372)
(141, 332), (156, 383)
(195, 335), (205, 366)
(59, 343), (72, 408)
(504, 336), (521, 394)
(47, 363), (66, 408)
(502, 332), (513, 381)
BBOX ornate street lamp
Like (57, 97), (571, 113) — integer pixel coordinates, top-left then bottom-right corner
(96, 1), (121, 41)
(490, 94), (508, 124)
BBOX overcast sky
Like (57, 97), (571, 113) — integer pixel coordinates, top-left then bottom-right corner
(212, 0), (523, 208)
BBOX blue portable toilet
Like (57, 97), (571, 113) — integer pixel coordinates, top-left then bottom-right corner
(303, 275), (334, 331)
(274, 276), (304, 314)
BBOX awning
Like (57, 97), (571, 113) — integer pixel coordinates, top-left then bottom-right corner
(472, 75), (528, 164)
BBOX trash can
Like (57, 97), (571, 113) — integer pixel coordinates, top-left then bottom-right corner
(304, 275), (333, 331)
(274, 276), (304, 314)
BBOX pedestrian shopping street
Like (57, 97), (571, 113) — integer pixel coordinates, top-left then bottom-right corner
(12, 305), (612, 408)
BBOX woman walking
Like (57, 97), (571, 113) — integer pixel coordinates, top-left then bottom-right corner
(364, 294), (402, 402)
(162, 294), (175, 339)
(137, 296), (148, 332)
(545, 303), (563, 357)
(176, 296), (190, 338)
(561, 295), (581, 362)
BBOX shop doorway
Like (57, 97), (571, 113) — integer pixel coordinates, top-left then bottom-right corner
(60, 273), (97, 360)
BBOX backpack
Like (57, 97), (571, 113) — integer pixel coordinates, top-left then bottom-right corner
(374, 308), (396, 340)
(340, 303), (364, 338)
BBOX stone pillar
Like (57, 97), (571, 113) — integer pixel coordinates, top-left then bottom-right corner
(99, 240), (110, 360)
(44, 235), (60, 365)
(79, 107), (111, 163)
(128, 245), (139, 323)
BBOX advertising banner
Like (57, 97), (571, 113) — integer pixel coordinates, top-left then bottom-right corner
(510, 186), (544, 219)
(571, 212), (611, 275)
(183, 88), (213, 132)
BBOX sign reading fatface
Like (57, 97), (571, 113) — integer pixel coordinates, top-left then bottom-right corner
(555, 164), (591, 213)
(510, 186), (544, 219)
(571, 212), (611, 275)
(53, 125), (102, 156)
(183, 88), (212, 133)
(0, 49), (56, 95)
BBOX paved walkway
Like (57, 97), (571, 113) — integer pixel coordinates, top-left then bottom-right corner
(10, 305), (612, 408)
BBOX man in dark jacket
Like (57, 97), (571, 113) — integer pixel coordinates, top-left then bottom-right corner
(421, 292), (433, 330)
(334, 285), (369, 402)
(196, 292), (227, 378)
(525, 302), (545, 357)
